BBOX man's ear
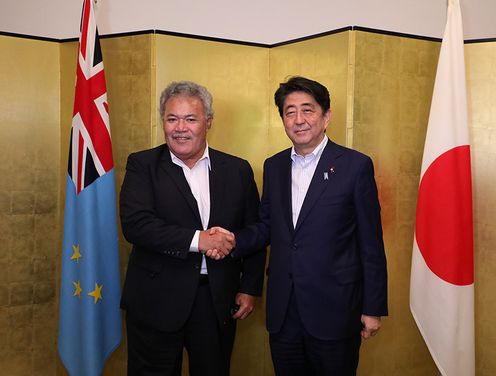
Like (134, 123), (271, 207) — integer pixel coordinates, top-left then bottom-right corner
(324, 109), (332, 128)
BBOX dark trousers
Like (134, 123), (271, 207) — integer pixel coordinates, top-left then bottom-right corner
(269, 289), (361, 376)
(126, 280), (236, 376)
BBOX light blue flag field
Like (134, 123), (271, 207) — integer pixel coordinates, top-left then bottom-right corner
(59, 172), (122, 376)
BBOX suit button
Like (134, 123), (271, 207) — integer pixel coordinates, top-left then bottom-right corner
(194, 265), (200, 269)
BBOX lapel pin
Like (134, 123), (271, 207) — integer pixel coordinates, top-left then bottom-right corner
(330, 167), (335, 174)
(323, 172), (329, 180)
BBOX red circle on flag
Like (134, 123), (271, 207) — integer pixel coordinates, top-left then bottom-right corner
(415, 145), (474, 286)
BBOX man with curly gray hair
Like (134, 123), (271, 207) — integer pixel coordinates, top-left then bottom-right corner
(120, 80), (266, 375)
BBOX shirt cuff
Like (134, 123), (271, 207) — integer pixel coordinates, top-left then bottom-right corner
(190, 230), (200, 252)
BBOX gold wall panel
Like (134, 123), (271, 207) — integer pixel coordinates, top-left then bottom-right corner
(155, 35), (270, 186)
(58, 41), (77, 376)
(267, 32), (351, 376)
(0, 35), (61, 376)
(269, 32), (350, 153)
(58, 34), (154, 375)
(353, 31), (441, 375)
(3, 29), (495, 376)
(155, 34), (270, 376)
(104, 34), (154, 376)
(101, 35), (155, 188)
(466, 41), (496, 376)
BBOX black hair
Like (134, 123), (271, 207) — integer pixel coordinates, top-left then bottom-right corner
(274, 76), (331, 117)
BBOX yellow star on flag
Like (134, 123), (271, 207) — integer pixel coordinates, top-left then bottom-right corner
(88, 283), (103, 304)
(71, 244), (82, 263)
(72, 281), (82, 297)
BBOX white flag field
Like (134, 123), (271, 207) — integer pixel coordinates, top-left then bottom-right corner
(410, 0), (474, 375)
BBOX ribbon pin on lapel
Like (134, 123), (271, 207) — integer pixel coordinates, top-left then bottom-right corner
(324, 167), (336, 181)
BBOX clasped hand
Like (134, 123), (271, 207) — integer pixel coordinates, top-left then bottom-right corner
(198, 226), (235, 260)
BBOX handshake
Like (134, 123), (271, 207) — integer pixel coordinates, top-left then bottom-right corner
(199, 226), (236, 260)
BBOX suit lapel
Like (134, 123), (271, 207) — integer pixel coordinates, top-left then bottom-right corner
(294, 140), (342, 233)
(208, 149), (227, 227)
(279, 150), (294, 234)
(159, 146), (202, 225)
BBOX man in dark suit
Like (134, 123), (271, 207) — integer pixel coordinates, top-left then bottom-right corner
(212, 76), (388, 375)
(120, 80), (266, 376)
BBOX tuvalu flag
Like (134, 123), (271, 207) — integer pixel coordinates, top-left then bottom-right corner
(410, 0), (474, 375)
(58, 1), (122, 375)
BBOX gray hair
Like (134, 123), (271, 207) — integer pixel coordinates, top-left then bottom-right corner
(159, 81), (214, 120)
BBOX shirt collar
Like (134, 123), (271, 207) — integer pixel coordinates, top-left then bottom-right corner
(291, 136), (328, 161)
(170, 143), (211, 170)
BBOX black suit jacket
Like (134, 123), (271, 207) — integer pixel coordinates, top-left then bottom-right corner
(120, 144), (266, 331)
(234, 139), (388, 340)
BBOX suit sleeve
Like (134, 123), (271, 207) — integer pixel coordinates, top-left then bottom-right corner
(119, 153), (194, 259)
(355, 157), (388, 316)
(237, 160), (267, 296)
(232, 159), (271, 258)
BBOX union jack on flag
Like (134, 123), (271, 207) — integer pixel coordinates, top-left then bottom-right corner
(69, 0), (113, 194)
(58, 1), (122, 375)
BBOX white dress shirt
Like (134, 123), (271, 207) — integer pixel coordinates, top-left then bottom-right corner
(290, 136), (328, 227)
(170, 145), (210, 274)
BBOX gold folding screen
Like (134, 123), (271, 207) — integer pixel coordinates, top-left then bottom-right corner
(1, 29), (495, 375)
(0, 36), (60, 376)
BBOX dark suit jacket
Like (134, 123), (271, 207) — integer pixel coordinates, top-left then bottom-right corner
(120, 144), (266, 332)
(234, 139), (388, 340)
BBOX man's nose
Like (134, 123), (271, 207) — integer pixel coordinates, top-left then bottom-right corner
(176, 118), (187, 130)
(295, 110), (305, 124)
